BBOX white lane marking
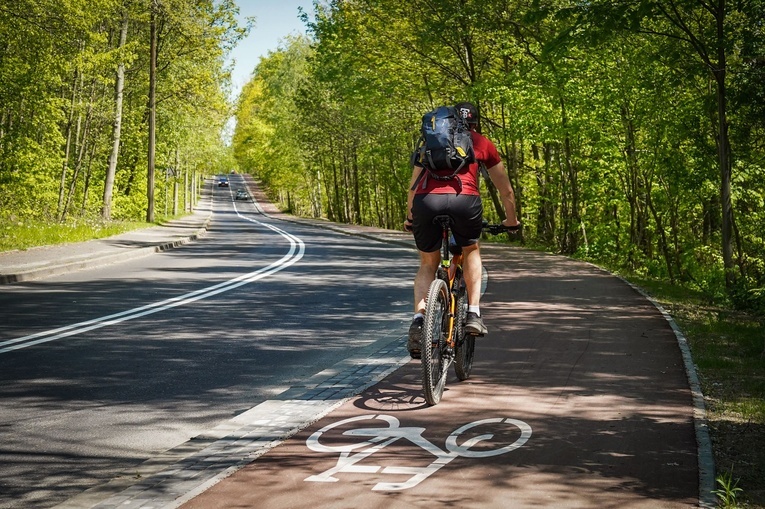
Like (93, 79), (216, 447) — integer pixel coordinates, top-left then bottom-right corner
(0, 200), (304, 354)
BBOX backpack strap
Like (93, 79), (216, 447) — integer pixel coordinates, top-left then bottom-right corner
(478, 161), (488, 185)
(410, 144), (426, 191)
(410, 165), (427, 191)
(424, 160), (468, 181)
(410, 166), (464, 194)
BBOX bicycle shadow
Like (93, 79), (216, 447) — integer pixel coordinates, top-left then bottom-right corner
(352, 362), (462, 412)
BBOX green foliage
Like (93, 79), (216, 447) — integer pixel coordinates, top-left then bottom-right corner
(231, 0), (765, 313)
(0, 0), (245, 233)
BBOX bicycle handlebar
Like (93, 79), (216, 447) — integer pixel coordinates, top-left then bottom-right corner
(482, 221), (521, 235)
(404, 217), (521, 236)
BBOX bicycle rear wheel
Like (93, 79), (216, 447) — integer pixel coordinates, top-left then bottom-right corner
(454, 281), (475, 380)
(421, 278), (449, 405)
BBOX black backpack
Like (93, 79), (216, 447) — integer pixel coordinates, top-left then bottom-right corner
(412, 106), (475, 191)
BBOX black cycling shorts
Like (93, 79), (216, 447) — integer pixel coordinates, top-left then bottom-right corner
(412, 193), (483, 253)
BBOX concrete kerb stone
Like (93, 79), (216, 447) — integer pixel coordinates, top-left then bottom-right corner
(0, 194), (213, 285)
(0, 246), (159, 285)
(0, 216), (212, 285)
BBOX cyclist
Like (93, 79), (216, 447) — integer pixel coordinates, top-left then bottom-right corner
(404, 102), (520, 358)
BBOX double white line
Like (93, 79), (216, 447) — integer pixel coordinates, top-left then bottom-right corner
(0, 216), (305, 354)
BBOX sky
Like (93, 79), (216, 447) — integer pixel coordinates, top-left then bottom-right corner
(226, 1), (315, 100)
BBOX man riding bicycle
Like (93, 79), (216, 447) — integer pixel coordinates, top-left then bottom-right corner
(404, 102), (520, 358)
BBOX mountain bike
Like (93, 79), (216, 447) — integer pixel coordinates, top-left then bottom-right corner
(420, 216), (515, 405)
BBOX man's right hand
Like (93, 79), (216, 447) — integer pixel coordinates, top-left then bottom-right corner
(404, 217), (414, 233)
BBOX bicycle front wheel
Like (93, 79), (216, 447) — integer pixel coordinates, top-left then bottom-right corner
(454, 281), (475, 380)
(421, 278), (449, 405)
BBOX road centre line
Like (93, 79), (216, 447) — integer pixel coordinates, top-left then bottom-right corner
(0, 215), (305, 354)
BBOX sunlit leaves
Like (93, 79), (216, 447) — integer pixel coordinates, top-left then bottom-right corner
(0, 0), (243, 223)
(232, 0), (765, 305)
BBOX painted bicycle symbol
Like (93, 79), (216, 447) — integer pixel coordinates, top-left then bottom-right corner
(305, 414), (532, 491)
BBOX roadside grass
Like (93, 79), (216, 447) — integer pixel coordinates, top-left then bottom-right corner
(0, 218), (156, 252)
(622, 274), (765, 508)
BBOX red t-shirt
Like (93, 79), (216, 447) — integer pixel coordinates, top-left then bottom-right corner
(414, 131), (501, 196)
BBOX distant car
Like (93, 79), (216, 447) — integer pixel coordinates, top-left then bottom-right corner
(235, 190), (249, 200)
(218, 177), (229, 187)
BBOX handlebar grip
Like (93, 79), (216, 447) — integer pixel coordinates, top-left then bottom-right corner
(483, 223), (521, 235)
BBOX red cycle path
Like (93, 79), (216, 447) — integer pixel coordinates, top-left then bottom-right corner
(181, 244), (700, 508)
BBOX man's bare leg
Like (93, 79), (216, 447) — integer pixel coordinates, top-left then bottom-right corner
(413, 250), (441, 314)
(408, 250), (441, 357)
(461, 243), (488, 335)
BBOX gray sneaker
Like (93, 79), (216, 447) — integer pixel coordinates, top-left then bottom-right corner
(465, 312), (487, 336)
(407, 317), (424, 359)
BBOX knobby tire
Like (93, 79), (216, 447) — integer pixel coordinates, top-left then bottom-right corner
(421, 278), (449, 406)
(453, 281), (474, 380)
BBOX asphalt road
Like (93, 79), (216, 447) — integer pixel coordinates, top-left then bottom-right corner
(0, 177), (416, 508)
(0, 175), (711, 508)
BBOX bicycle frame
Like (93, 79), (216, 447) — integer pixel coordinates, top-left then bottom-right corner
(433, 216), (463, 350)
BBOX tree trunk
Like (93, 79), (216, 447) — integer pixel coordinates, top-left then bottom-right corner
(63, 79), (98, 220)
(81, 140), (98, 215)
(58, 69), (79, 220)
(532, 143), (556, 245)
(559, 94), (580, 254)
(352, 144), (361, 224)
(102, 8), (129, 220)
(146, 0), (158, 223)
(182, 164), (187, 213)
(174, 149), (180, 215)
(713, 0), (734, 288)
(648, 195), (675, 281)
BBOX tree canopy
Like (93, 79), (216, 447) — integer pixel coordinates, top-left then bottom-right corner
(233, 0), (765, 311)
(2, 0), (763, 310)
(0, 0), (245, 223)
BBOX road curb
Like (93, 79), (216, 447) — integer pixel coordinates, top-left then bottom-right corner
(0, 216), (211, 285)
